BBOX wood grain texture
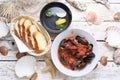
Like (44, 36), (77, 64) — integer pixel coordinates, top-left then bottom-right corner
(17, 0), (120, 21)
(0, 61), (120, 80)
(0, 42), (115, 61)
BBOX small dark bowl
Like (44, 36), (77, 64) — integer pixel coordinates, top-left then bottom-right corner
(40, 2), (72, 33)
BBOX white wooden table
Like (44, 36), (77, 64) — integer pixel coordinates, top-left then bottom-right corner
(0, 0), (120, 80)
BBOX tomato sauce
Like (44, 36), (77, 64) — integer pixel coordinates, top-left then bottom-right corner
(58, 35), (95, 70)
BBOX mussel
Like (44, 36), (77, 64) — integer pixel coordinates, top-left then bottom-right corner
(60, 39), (66, 48)
(87, 44), (93, 52)
(66, 39), (76, 46)
(71, 64), (77, 70)
(90, 44), (93, 48)
(77, 62), (86, 69)
(59, 48), (65, 54)
(60, 57), (69, 64)
(76, 35), (89, 45)
(83, 52), (95, 63)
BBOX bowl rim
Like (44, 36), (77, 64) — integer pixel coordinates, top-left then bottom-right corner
(40, 2), (72, 33)
(51, 28), (99, 77)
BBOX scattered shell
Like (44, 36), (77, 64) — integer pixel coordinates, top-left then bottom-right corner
(19, 0), (47, 14)
(113, 49), (120, 65)
(0, 17), (8, 23)
(93, 0), (110, 9)
(0, 2), (19, 22)
(30, 73), (38, 80)
(42, 56), (57, 79)
(105, 26), (120, 48)
(0, 21), (9, 38)
(66, 0), (87, 11)
(16, 52), (28, 59)
(15, 56), (36, 78)
(93, 64), (98, 70)
(0, 46), (8, 56)
(114, 12), (120, 21)
(86, 11), (98, 23)
(100, 56), (107, 66)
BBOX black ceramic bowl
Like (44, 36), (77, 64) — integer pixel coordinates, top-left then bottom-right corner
(40, 2), (72, 33)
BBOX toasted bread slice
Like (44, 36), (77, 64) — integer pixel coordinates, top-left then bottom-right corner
(27, 25), (38, 49)
(19, 18), (26, 40)
(14, 20), (20, 38)
(23, 19), (32, 44)
(33, 31), (47, 53)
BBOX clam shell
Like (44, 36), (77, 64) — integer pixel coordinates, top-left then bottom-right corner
(0, 2), (19, 22)
(86, 11), (98, 23)
(12, 16), (51, 56)
(114, 12), (120, 21)
(105, 26), (120, 48)
(0, 17), (8, 23)
(113, 49), (120, 65)
(15, 56), (37, 78)
(66, 0), (87, 11)
(0, 21), (9, 38)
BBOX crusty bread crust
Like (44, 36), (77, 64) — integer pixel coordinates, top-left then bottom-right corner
(14, 20), (20, 38)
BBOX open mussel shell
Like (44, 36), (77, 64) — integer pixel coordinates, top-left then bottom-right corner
(13, 16), (51, 56)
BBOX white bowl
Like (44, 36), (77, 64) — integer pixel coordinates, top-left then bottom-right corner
(51, 29), (99, 77)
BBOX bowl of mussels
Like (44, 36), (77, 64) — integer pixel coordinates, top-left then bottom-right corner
(51, 29), (99, 77)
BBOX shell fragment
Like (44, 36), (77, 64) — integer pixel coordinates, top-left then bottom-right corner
(15, 56), (37, 78)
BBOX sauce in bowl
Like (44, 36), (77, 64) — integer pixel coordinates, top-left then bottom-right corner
(58, 35), (95, 70)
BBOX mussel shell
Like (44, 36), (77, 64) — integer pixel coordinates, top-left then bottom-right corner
(71, 64), (77, 70)
(60, 39), (66, 48)
(87, 52), (95, 57)
(59, 48), (65, 54)
(77, 62), (86, 69)
(76, 35), (88, 45)
(60, 57), (69, 64)
(83, 52), (95, 63)
(66, 39), (76, 46)
(90, 44), (93, 48)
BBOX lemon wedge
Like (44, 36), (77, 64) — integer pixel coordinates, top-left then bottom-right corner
(56, 12), (67, 17)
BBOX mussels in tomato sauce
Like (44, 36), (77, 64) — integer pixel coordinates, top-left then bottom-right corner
(58, 35), (95, 70)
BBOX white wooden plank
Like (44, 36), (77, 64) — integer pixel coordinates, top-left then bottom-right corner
(0, 42), (115, 61)
(19, 1), (120, 22)
(67, 4), (120, 22)
(0, 61), (120, 80)
(58, 0), (120, 3)
(69, 22), (120, 40)
(0, 51), (18, 60)
(1, 0), (120, 3)
(0, 34), (14, 41)
(97, 42), (115, 60)
(1, 22), (119, 60)
(85, 0), (120, 3)
(0, 0), (120, 22)
(49, 22), (120, 40)
(0, 40), (18, 50)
